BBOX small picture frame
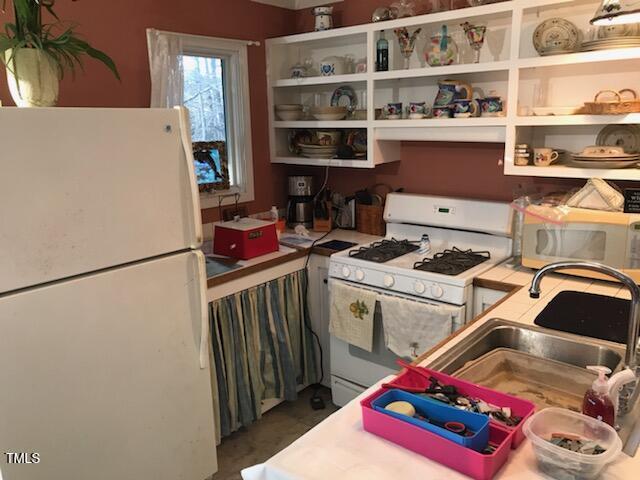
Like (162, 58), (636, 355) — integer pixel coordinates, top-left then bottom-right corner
(192, 141), (230, 193)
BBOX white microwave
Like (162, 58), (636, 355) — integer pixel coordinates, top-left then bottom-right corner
(522, 206), (640, 282)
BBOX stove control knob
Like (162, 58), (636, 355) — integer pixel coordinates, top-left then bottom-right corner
(341, 266), (351, 278)
(355, 270), (365, 281)
(414, 281), (426, 294)
(383, 275), (395, 288)
(431, 285), (444, 298)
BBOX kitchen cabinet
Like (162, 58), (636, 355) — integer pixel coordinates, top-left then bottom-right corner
(473, 286), (508, 317)
(266, 0), (640, 179)
(306, 254), (332, 388)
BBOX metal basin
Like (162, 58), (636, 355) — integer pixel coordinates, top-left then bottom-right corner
(427, 319), (640, 455)
(428, 319), (623, 375)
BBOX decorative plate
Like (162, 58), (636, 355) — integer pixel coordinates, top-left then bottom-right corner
(533, 18), (580, 55)
(330, 85), (358, 111)
(581, 37), (640, 51)
(567, 158), (639, 169)
(596, 124), (640, 154)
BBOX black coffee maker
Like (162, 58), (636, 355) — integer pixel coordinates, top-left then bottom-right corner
(286, 176), (314, 228)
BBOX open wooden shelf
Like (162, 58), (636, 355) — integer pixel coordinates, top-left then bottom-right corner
(266, 0), (640, 176)
(274, 120), (368, 128)
(274, 73), (368, 88)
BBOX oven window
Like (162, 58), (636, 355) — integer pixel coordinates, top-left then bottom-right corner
(536, 229), (606, 261)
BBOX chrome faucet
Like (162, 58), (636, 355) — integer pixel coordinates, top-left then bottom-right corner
(529, 261), (640, 415)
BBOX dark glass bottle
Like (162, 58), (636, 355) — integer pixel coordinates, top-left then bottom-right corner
(376, 30), (389, 72)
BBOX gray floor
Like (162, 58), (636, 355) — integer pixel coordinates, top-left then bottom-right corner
(214, 387), (338, 480)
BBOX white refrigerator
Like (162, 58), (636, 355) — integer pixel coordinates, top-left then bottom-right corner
(0, 108), (217, 480)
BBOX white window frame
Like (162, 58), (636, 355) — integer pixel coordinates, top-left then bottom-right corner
(174, 32), (255, 208)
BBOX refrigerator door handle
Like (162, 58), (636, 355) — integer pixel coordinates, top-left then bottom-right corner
(193, 250), (209, 369)
(177, 106), (204, 248)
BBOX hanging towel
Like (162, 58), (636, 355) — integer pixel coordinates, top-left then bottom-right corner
(329, 279), (377, 352)
(379, 295), (454, 359)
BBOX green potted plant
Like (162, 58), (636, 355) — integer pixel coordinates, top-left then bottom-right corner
(0, 0), (119, 107)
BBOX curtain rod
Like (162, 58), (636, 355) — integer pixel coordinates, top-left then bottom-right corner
(149, 28), (261, 47)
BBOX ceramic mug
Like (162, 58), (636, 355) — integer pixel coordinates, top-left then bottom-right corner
(534, 148), (559, 166)
(408, 102), (431, 119)
(384, 102), (403, 119)
(477, 96), (504, 117)
(453, 99), (478, 118)
(432, 106), (453, 118)
(320, 56), (345, 76)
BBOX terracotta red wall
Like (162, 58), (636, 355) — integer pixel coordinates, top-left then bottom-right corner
(0, 0), (296, 223)
(288, 2), (638, 202)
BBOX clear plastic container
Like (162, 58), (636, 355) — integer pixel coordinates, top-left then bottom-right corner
(523, 408), (622, 480)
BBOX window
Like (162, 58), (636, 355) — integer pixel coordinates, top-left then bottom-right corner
(147, 30), (255, 207)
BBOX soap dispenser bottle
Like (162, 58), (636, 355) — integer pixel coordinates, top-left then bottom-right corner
(583, 366), (615, 427)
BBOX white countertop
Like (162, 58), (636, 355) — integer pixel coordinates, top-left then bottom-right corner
(241, 261), (638, 480)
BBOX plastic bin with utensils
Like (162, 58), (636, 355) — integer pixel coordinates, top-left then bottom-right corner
(386, 360), (536, 447)
(361, 387), (516, 480)
(523, 408), (622, 480)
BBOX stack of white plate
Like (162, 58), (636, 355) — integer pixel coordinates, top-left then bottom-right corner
(299, 144), (338, 159)
(569, 145), (640, 169)
(581, 36), (640, 51)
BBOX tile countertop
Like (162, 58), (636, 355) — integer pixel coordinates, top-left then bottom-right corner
(241, 261), (639, 480)
(205, 229), (380, 288)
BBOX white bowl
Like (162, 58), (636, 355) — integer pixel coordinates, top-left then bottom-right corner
(312, 113), (347, 121)
(276, 110), (303, 121)
(275, 104), (303, 111)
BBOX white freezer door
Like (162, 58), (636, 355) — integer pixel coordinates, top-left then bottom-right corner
(0, 251), (216, 480)
(0, 107), (202, 294)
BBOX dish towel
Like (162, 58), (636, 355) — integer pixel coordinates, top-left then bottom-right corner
(329, 279), (377, 352)
(379, 295), (454, 359)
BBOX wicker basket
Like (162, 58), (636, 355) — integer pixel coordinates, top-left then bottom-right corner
(582, 89), (640, 115)
(356, 204), (385, 236)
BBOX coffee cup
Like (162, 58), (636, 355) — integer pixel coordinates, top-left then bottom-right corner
(533, 148), (559, 166)
(432, 106), (453, 118)
(453, 99), (478, 118)
(383, 102), (403, 119)
(477, 94), (504, 117)
(408, 102), (431, 119)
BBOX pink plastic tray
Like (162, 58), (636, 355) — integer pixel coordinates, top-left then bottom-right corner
(361, 387), (515, 480)
(389, 364), (536, 448)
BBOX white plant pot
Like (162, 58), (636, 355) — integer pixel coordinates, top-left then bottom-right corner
(5, 48), (59, 107)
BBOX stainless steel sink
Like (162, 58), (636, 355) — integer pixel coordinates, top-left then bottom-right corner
(427, 319), (640, 455)
(429, 319), (624, 375)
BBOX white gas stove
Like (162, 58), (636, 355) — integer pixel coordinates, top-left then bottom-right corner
(329, 193), (513, 308)
(328, 193), (514, 407)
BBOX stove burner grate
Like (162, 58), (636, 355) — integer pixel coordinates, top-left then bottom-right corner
(349, 238), (420, 263)
(413, 247), (490, 276)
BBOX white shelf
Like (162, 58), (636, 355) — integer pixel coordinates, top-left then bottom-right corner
(374, 117), (507, 128)
(274, 120), (368, 128)
(505, 164), (640, 181)
(266, 23), (369, 45)
(368, 0), (516, 31)
(272, 156), (372, 168)
(514, 114), (640, 126)
(266, 0), (640, 173)
(518, 47), (640, 69)
(274, 73), (368, 87)
(373, 61), (510, 81)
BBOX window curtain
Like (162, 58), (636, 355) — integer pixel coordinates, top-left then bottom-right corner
(209, 269), (318, 441)
(146, 29), (184, 108)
